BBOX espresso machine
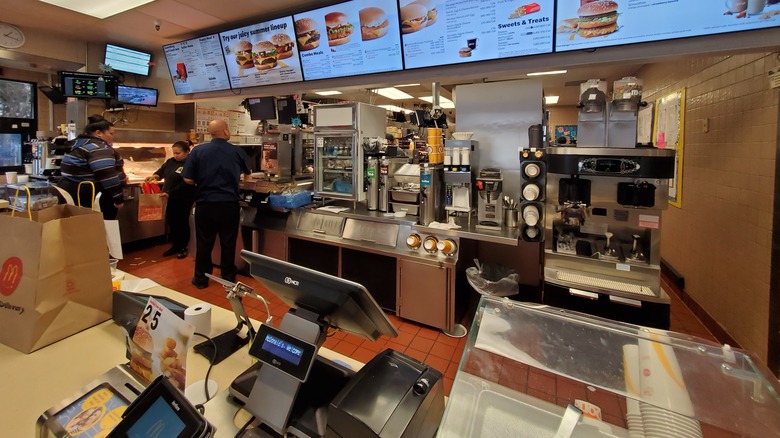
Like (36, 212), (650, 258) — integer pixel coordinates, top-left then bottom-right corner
(542, 147), (676, 329)
(475, 168), (503, 230)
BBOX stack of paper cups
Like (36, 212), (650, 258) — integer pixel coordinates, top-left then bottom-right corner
(460, 147), (470, 166)
(184, 303), (212, 336)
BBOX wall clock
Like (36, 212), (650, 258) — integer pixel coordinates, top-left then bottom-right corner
(0, 23), (25, 49)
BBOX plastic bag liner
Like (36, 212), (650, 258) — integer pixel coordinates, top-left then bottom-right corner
(466, 262), (520, 297)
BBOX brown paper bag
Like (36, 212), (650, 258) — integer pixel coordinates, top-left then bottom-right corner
(138, 193), (164, 222)
(0, 204), (113, 353)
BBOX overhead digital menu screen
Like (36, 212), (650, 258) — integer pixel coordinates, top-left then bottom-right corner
(219, 16), (304, 89)
(163, 34), (231, 95)
(401, 0), (554, 69)
(555, 0), (780, 52)
(293, 0), (404, 81)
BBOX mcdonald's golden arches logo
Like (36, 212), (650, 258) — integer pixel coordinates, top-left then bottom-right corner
(0, 257), (23, 296)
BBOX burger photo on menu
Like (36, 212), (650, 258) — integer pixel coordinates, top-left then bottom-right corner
(233, 40), (254, 68)
(294, 18), (321, 51)
(272, 33), (295, 59)
(412, 0), (437, 26)
(359, 7), (389, 40)
(253, 41), (279, 71)
(577, 0), (618, 38)
(400, 3), (428, 34)
(325, 12), (354, 46)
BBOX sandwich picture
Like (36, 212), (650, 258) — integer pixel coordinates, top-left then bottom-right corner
(400, 4), (428, 34)
(252, 41), (278, 71)
(294, 18), (321, 51)
(459, 47), (472, 57)
(577, 0), (618, 38)
(325, 12), (354, 46)
(233, 40), (254, 69)
(359, 7), (389, 41)
(128, 326), (154, 382)
(271, 33), (294, 59)
(412, 0), (437, 26)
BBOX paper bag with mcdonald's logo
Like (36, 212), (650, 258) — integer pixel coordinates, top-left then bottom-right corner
(0, 204), (112, 353)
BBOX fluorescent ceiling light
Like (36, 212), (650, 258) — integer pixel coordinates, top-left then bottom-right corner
(39, 0), (155, 19)
(545, 96), (560, 104)
(378, 104), (414, 113)
(394, 83), (420, 88)
(375, 87), (414, 100)
(315, 90), (342, 96)
(418, 96), (455, 109)
(527, 70), (568, 76)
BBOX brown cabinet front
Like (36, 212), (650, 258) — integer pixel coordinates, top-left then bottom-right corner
(398, 259), (449, 330)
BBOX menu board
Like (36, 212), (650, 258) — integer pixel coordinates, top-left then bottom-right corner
(555, 0), (780, 52)
(219, 16), (304, 89)
(163, 34), (231, 95)
(401, 0), (554, 69)
(293, 0), (403, 81)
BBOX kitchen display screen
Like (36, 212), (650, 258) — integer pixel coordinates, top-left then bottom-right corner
(117, 85), (158, 107)
(261, 333), (304, 366)
(163, 34), (231, 95)
(293, 0), (404, 81)
(0, 133), (22, 167)
(61, 72), (118, 99)
(127, 398), (186, 438)
(401, 0), (554, 69)
(104, 44), (152, 76)
(219, 16), (303, 89)
(555, 0), (780, 52)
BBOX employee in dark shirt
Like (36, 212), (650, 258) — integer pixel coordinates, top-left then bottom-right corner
(58, 115), (126, 219)
(182, 120), (250, 289)
(146, 141), (196, 259)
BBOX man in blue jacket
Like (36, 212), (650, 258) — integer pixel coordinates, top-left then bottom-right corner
(182, 119), (250, 289)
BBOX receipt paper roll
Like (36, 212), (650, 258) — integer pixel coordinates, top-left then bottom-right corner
(184, 303), (212, 336)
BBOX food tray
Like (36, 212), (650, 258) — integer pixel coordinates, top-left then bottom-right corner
(268, 191), (312, 209)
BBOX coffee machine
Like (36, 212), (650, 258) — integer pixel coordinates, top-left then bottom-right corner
(443, 139), (478, 223)
(475, 168), (503, 230)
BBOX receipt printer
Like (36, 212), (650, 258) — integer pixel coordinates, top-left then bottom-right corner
(327, 349), (444, 438)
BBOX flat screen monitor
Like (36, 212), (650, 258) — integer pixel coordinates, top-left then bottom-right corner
(410, 109), (447, 128)
(554, 1), (780, 52)
(218, 16), (304, 89)
(293, 0), (404, 81)
(60, 71), (118, 99)
(401, 0), (554, 70)
(104, 43), (152, 76)
(163, 34), (232, 95)
(0, 133), (23, 167)
(117, 85), (158, 107)
(247, 97), (277, 121)
(276, 96), (297, 124)
(240, 250), (399, 341)
(0, 78), (36, 119)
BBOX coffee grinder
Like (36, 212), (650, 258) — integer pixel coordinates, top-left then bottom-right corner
(608, 76), (644, 148)
(476, 168), (503, 230)
(577, 79), (608, 147)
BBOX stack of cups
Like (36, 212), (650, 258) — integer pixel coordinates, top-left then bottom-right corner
(427, 128), (443, 163)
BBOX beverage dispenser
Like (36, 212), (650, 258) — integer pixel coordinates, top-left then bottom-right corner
(378, 158), (389, 212)
(608, 76), (644, 148)
(577, 79), (608, 147)
(419, 163), (444, 226)
(475, 168), (503, 230)
(365, 156), (379, 211)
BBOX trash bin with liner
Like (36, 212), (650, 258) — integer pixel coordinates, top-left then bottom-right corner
(466, 259), (520, 297)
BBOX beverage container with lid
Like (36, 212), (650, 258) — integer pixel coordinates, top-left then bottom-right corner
(613, 76), (643, 104)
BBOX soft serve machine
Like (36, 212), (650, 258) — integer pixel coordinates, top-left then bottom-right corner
(542, 77), (677, 329)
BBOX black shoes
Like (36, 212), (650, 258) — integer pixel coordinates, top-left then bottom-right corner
(162, 247), (179, 257)
(176, 248), (189, 259)
(191, 277), (208, 289)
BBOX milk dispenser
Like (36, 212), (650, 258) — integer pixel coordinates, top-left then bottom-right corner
(577, 79), (608, 147)
(608, 76), (644, 148)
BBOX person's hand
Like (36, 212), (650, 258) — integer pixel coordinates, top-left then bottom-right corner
(114, 202), (124, 208)
(159, 192), (169, 198)
(144, 176), (158, 183)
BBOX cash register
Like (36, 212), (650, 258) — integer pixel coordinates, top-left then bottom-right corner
(231, 251), (446, 438)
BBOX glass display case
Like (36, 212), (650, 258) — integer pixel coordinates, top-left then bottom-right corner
(439, 296), (780, 437)
(315, 132), (358, 199)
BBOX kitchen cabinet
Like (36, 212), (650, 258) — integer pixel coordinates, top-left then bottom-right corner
(397, 258), (449, 331)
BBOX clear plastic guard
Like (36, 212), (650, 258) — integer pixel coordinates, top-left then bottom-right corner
(439, 296), (780, 437)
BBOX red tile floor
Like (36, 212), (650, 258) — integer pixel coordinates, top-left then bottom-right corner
(117, 243), (718, 399)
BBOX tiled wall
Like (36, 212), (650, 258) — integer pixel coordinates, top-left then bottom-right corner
(637, 53), (778, 362)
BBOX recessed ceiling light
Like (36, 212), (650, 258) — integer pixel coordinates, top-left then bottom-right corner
(394, 83), (420, 88)
(315, 90), (342, 96)
(39, 0), (155, 19)
(527, 70), (568, 76)
(375, 87), (414, 100)
(545, 96), (560, 104)
(418, 96), (455, 109)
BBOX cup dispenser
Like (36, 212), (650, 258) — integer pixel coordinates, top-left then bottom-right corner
(608, 76), (644, 148)
(519, 147), (545, 242)
(475, 168), (503, 230)
(577, 79), (608, 147)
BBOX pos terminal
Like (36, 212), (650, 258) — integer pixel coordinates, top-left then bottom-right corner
(233, 251), (445, 438)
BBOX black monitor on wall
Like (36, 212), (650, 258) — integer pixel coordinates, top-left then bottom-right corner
(60, 71), (118, 99)
(117, 85), (159, 107)
(240, 250), (398, 341)
(247, 97), (277, 121)
(276, 97), (297, 124)
(104, 43), (152, 76)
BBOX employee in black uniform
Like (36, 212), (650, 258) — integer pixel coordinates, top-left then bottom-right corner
(182, 120), (250, 289)
(145, 141), (196, 259)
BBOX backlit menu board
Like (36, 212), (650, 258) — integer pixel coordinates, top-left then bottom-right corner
(293, 0), (403, 81)
(219, 16), (303, 89)
(401, 0), (554, 69)
(163, 34), (231, 95)
(555, 0), (780, 52)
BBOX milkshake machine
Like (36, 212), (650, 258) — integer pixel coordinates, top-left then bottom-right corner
(475, 168), (503, 230)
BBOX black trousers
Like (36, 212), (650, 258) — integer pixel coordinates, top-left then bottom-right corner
(166, 194), (194, 251)
(56, 178), (119, 220)
(194, 201), (240, 282)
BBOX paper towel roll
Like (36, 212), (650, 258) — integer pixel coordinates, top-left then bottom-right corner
(184, 303), (212, 336)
